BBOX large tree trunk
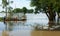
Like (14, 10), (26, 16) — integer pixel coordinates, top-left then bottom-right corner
(45, 6), (56, 29)
(48, 13), (56, 28)
(57, 13), (60, 24)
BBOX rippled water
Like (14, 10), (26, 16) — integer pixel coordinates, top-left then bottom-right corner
(0, 13), (60, 36)
(0, 13), (49, 31)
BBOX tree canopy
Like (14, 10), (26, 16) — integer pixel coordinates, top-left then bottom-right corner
(2, 0), (8, 8)
(30, 0), (60, 27)
(30, 0), (60, 13)
(13, 8), (23, 13)
(22, 7), (27, 14)
(12, 7), (34, 13)
(27, 9), (33, 13)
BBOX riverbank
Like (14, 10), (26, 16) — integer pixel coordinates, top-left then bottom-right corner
(0, 17), (4, 21)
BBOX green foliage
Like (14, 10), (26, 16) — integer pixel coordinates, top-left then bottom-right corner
(0, 17), (3, 21)
(13, 7), (34, 14)
(34, 7), (39, 14)
(22, 7), (27, 14)
(30, 0), (60, 21)
(57, 7), (60, 13)
(2, 0), (8, 8)
(13, 8), (23, 13)
(30, 0), (60, 13)
(27, 9), (33, 13)
(2, 0), (13, 17)
(8, 7), (13, 12)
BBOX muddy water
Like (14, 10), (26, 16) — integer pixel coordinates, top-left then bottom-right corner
(31, 31), (60, 36)
(1, 21), (60, 36)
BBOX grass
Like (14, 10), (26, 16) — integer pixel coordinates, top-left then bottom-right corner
(0, 17), (4, 21)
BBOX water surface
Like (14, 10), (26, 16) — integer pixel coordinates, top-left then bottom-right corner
(0, 13), (60, 36)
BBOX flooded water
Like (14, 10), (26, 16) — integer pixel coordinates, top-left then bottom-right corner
(0, 13), (60, 36)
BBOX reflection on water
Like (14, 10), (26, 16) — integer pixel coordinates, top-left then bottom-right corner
(0, 13), (60, 36)
(5, 21), (34, 31)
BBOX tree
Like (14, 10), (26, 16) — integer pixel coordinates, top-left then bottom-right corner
(2, 0), (8, 17)
(22, 7), (27, 14)
(8, 7), (13, 13)
(2, 0), (13, 17)
(8, 6), (13, 18)
(30, 0), (60, 28)
(13, 7), (27, 13)
(13, 8), (22, 13)
(27, 9), (34, 13)
(55, 0), (60, 24)
(13, 7), (34, 13)
(2, 0), (8, 8)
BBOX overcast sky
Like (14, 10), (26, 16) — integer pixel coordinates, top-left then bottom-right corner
(0, 0), (35, 17)
(0, 0), (35, 11)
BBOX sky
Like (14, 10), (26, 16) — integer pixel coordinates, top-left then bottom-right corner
(0, 0), (35, 17)
(0, 0), (48, 23)
(0, 0), (35, 12)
